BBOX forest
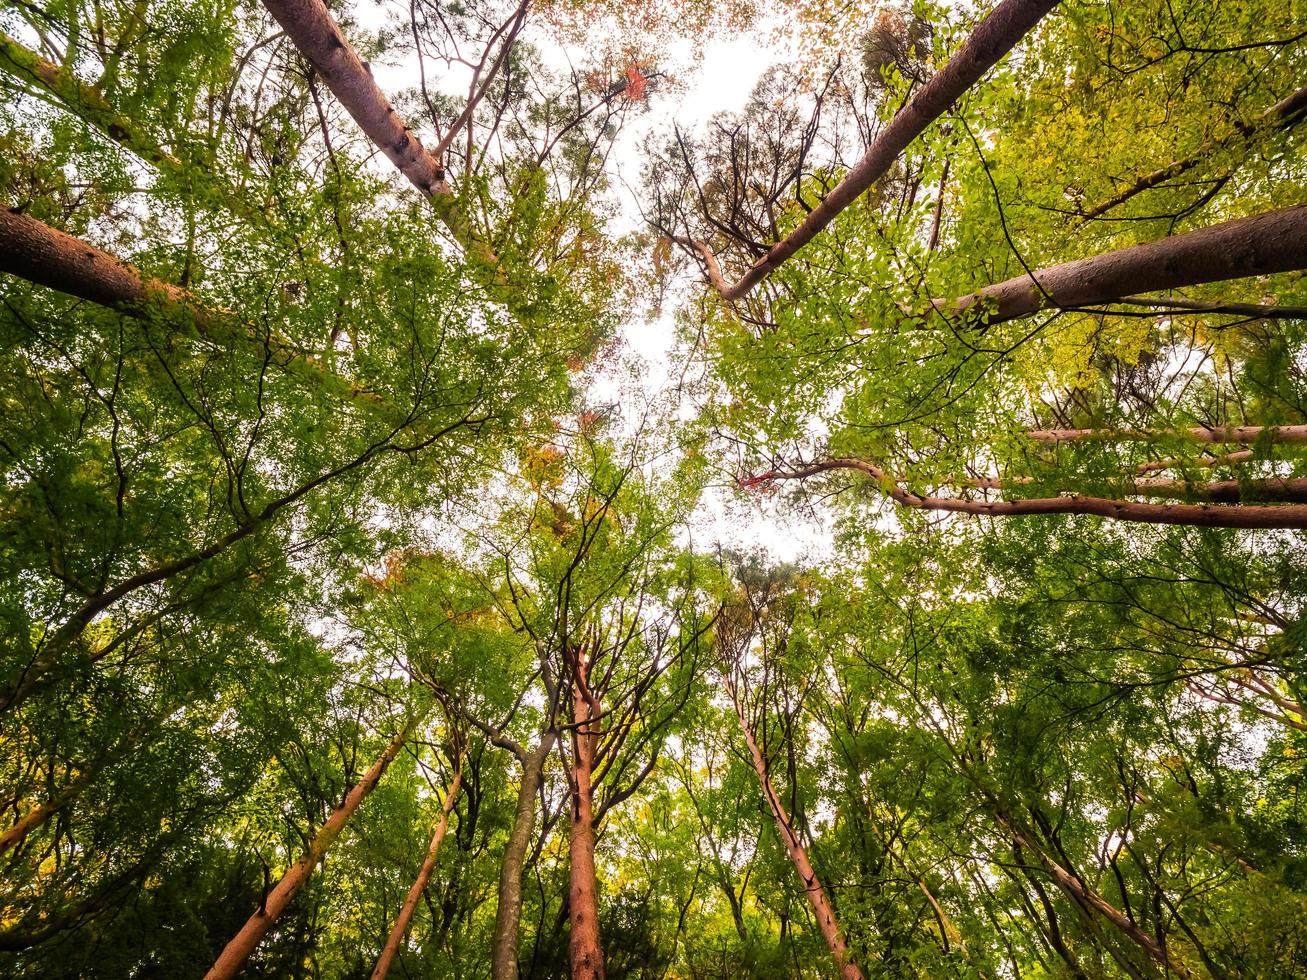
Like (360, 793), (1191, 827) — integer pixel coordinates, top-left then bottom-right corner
(1, 0), (1305, 975)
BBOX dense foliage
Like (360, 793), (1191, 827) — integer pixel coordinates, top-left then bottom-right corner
(1, 0), (1304, 976)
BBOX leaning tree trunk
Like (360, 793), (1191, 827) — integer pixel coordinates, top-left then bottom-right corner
(948, 204), (1307, 325)
(204, 720), (420, 980)
(718, 0), (1059, 299)
(568, 657), (606, 980)
(0, 206), (384, 409)
(725, 679), (865, 980)
(259, 0), (497, 273)
(370, 762), (463, 980)
(491, 733), (555, 980)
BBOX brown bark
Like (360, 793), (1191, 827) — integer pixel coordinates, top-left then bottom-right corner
(568, 651), (606, 980)
(1005, 822), (1182, 975)
(491, 734), (554, 980)
(260, 0), (450, 200)
(0, 207), (383, 409)
(945, 204), (1307, 326)
(371, 762), (462, 980)
(750, 458), (1307, 529)
(719, 0), (1059, 300)
(724, 678), (864, 979)
(204, 720), (419, 980)
(967, 474), (1307, 504)
(1079, 85), (1307, 223)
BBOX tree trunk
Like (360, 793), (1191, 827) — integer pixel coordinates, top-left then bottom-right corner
(948, 204), (1307, 326)
(568, 657), (606, 980)
(491, 734), (555, 980)
(204, 720), (419, 980)
(751, 458), (1307, 529)
(0, 769), (93, 856)
(720, 0), (1059, 299)
(725, 679), (864, 979)
(0, 29), (178, 171)
(0, 206), (383, 409)
(370, 763), (462, 980)
(259, 0), (450, 200)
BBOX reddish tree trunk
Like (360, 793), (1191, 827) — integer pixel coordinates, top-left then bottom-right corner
(752, 458), (1307, 529)
(370, 763), (462, 980)
(204, 722), (418, 980)
(568, 656), (606, 980)
(0, 207), (381, 408)
(260, 0), (449, 200)
(721, 0), (1059, 299)
(949, 204), (1307, 325)
(725, 680), (864, 979)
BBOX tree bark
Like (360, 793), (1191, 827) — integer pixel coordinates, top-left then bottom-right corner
(946, 204), (1307, 326)
(568, 654), (606, 980)
(751, 458), (1307, 529)
(0, 207), (383, 409)
(720, 0), (1059, 299)
(724, 678), (864, 979)
(370, 762), (462, 980)
(204, 720), (419, 980)
(490, 734), (554, 980)
(0, 29), (178, 170)
(260, 0), (450, 200)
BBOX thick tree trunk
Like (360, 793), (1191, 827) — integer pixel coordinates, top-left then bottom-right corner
(370, 763), (462, 980)
(0, 207), (381, 408)
(568, 660), (606, 980)
(725, 680), (864, 979)
(720, 0), (1059, 299)
(491, 734), (555, 980)
(204, 721), (418, 980)
(752, 458), (1307, 529)
(948, 204), (1307, 326)
(1080, 85), (1307, 222)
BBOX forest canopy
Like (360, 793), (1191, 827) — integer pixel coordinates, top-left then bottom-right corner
(1, 0), (1306, 976)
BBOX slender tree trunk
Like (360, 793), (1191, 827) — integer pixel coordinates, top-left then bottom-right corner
(370, 763), (462, 980)
(259, 0), (449, 199)
(0, 29), (178, 170)
(994, 812), (1183, 976)
(947, 204), (1307, 326)
(204, 720), (419, 980)
(1025, 424), (1307, 445)
(568, 657), (606, 980)
(491, 734), (555, 980)
(1079, 85), (1307, 222)
(719, 0), (1059, 299)
(724, 679), (864, 980)
(927, 159), (950, 252)
(0, 769), (93, 856)
(751, 458), (1307, 529)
